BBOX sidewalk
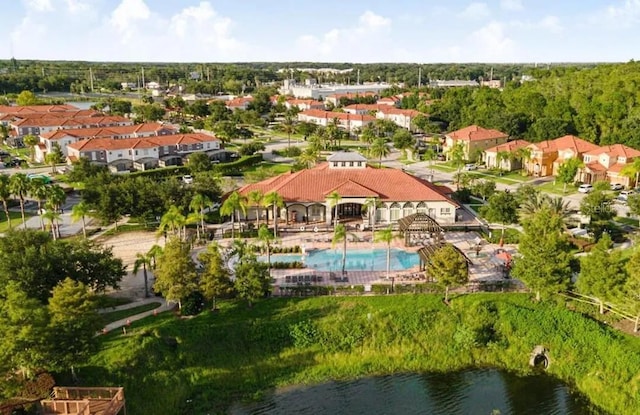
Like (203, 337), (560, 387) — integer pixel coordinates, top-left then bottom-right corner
(100, 298), (175, 333)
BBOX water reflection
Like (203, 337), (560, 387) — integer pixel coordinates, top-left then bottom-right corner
(229, 369), (604, 415)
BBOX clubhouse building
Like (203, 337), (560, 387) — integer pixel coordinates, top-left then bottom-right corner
(237, 152), (459, 228)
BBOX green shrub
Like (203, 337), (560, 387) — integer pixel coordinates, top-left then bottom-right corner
(482, 228), (521, 244)
(289, 320), (319, 347)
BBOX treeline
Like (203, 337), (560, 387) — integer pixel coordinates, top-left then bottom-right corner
(428, 61), (640, 147)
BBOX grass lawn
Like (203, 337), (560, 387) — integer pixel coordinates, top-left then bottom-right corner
(80, 294), (640, 415)
(100, 302), (162, 325)
(101, 222), (156, 236)
(0, 211), (34, 232)
(242, 162), (292, 175)
(535, 180), (577, 195)
(475, 169), (532, 183)
(430, 163), (457, 173)
(467, 204), (484, 213)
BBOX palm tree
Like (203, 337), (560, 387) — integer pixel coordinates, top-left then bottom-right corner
(281, 113), (296, 149)
(519, 193), (571, 224)
(29, 177), (49, 231)
(363, 196), (380, 241)
(257, 224), (277, 271)
(495, 150), (512, 176)
(42, 209), (61, 240)
(9, 173), (30, 227)
(189, 193), (212, 241)
(297, 147), (318, 169)
(247, 189), (264, 228)
(262, 191), (284, 237)
(332, 223), (348, 276)
(133, 252), (153, 298)
(71, 200), (90, 238)
(447, 142), (466, 189)
(220, 191), (247, 239)
(0, 174), (12, 229)
(159, 205), (186, 239)
(148, 244), (163, 270)
(327, 191), (342, 228)
(23, 134), (38, 162)
(369, 137), (390, 167)
(46, 184), (66, 214)
(375, 226), (399, 283)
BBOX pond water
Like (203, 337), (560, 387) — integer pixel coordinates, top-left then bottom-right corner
(229, 369), (603, 415)
(261, 248), (420, 272)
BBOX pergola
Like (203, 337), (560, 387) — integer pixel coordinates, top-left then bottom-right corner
(417, 243), (473, 273)
(397, 213), (445, 247)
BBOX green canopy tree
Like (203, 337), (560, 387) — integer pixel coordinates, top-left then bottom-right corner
(577, 234), (626, 314)
(624, 248), (640, 332)
(187, 152), (212, 174)
(580, 190), (615, 240)
(47, 278), (101, 379)
(220, 191), (247, 238)
(556, 158), (582, 193)
(198, 242), (233, 311)
(511, 206), (572, 301)
(234, 253), (271, 308)
(154, 237), (198, 311)
(480, 191), (519, 244)
(71, 200), (91, 238)
(427, 244), (469, 303)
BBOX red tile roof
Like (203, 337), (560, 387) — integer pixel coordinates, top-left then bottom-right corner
(40, 122), (175, 140)
(484, 139), (531, 153)
(299, 110), (375, 122)
(13, 115), (130, 128)
(584, 162), (607, 173)
(584, 144), (640, 159)
(327, 91), (377, 100)
(447, 125), (508, 141)
(0, 104), (79, 115)
(237, 162), (458, 206)
(376, 107), (424, 117)
(343, 104), (388, 112)
(531, 135), (600, 154)
(225, 96), (254, 107)
(67, 133), (220, 152)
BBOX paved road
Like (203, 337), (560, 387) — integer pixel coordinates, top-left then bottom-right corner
(6, 191), (84, 237)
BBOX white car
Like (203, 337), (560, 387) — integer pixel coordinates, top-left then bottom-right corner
(463, 164), (477, 171)
(610, 183), (624, 191)
(182, 175), (194, 184)
(619, 190), (635, 200)
(578, 184), (593, 193)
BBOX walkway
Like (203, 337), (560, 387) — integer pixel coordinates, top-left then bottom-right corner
(99, 297), (174, 333)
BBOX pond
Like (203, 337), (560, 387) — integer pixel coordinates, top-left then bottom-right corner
(229, 369), (603, 415)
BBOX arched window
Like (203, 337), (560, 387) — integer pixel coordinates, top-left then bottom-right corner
(402, 202), (414, 218)
(390, 203), (401, 221)
(416, 202), (427, 214)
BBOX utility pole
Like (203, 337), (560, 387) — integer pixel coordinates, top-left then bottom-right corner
(418, 66), (422, 89)
(207, 66), (210, 82)
(356, 69), (360, 85)
(141, 67), (146, 90)
(42, 67), (45, 77)
(490, 67), (494, 81)
(89, 68), (94, 92)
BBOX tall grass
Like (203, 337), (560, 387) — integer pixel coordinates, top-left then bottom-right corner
(78, 294), (640, 415)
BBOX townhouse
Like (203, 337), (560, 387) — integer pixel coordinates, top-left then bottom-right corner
(297, 109), (375, 132)
(284, 99), (325, 111)
(12, 115), (132, 137)
(578, 144), (640, 187)
(35, 122), (177, 162)
(66, 133), (222, 172)
(483, 140), (531, 171)
(342, 104), (388, 115)
(524, 135), (600, 178)
(225, 96), (254, 111)
(375, 107), (424, 130)
(443, 125), (509, 162)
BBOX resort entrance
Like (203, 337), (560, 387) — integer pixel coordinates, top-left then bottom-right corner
(337, 203), (362, 218)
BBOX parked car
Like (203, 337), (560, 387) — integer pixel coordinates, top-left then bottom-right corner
(463, 163), (477, 171)
(578, 184), (593, 193)
(182, 175), (194, 184)
(619, 190), (635, 200)
(610, 183), (624, 191)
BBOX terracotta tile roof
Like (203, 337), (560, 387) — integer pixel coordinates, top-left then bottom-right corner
(0, 104), (79, 115)
(237, 162), (459, 206)
(299, 109), (375, 122)
(484, 139), (531, 153)
(376, 107), (424, 117)
(287, 99), (321, 105)
(41, 122), (175, 140)
(343, 104), (388, 112)
(531, 135), (600, 154)
(608, 163), (626, 173)
(10, 109), (100, 119)
(584, 144), (640, 159)
(13, 115), (130, 128)
(226, 96), (254, 107)
(584, 162), (607, 173)
(377, 96), (401, 103)
(447, 125), (508, 141)
(67, 133), (220, 152)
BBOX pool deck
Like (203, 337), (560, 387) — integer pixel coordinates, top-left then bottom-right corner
(263, 230), (516, 288)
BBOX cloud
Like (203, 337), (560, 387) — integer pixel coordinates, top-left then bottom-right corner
(603, 0), (640, 26)
(23, 0), (53, 12)
(509, 15), (563, 34)
(109, 0), (151, 41)
(459, 2), (490, 20)
(500, 0), (523, 11)
(65, 0), (90, 13)
(295, 10), (392, 61)
(468, 21), (517, 61)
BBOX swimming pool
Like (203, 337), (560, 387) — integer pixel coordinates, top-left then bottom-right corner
(260, 248), (420, 272)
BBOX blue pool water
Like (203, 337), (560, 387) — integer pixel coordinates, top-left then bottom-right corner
(261, 248), (420, 272)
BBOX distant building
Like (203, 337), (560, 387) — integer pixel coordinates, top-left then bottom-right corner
(279, 79), (392, 100)
(297, 110), (375, 132)
(480, 79), (502, 89)
(429, 80), (480, 88)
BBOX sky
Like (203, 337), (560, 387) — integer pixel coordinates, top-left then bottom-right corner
(1, 0), (639, 63)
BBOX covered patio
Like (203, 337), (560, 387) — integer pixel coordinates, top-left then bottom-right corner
(397, 213), (445, 247)
(417, 242), (473, 274)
